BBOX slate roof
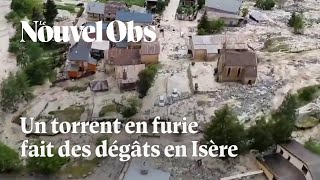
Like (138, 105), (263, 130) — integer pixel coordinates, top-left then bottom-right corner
(68, 40), (92, 61)
(86, 2), (105, 14)
(108, 48), (141, 65)
(116, 11), (153, 24)
(223, 50), (257, 66)
(205, 0), (243, 14)
(90, 80), (109, 92)
(105, 1), (128, 14)
(280, 140), (320, 180)
(140, 41), (160, 55)
(191, 34), (247, 53)
(257, 154), (306, 180)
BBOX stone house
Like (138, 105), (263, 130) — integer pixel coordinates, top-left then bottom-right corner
(257, 140), (320, 180)
(86, 2), (105, 21)
(115, 64), (146, 91)
(67, 41), (97, 79)
(104, 2), (129, 21)
(140, 41), (160, 64)
(217, 50), (257, 84)
(204, 0), (243, 26)
(86, 1), (128, 22)
(189, 34), (247, 61)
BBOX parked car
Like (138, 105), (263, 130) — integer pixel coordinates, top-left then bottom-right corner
(159, 95), (165, 107)
(172, 88), (179, 98)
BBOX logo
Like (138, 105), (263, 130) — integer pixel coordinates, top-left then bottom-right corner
(20, 21), (157, 43)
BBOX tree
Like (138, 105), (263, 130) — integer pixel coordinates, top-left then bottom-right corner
(247, 117), (275, 151)
(120, 97), (142, 118)
(137, 65), (158, 97)
(27, 143), (69, 174)
(31, 7), (44, 29)
(203, 105), (247, 157)
(43, 0), (58, 26)
(197, 13), (210, 34)
(210, 19), (225, 34)
(197, 0), (205, 9)
(288, 12), (297, 27)
(0, 72), (31, 111)
(0, 142), (21, 172)
(24, 60), (51, 86)
(271, 95), (297, 143)
(293, 14), (304, 34)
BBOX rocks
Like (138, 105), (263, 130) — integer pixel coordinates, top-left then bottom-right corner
(296, 99), (320, 129)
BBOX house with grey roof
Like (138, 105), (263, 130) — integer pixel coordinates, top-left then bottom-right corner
(67, 40), (97, 78)
(257, 140), (320, 180)
(116, 11), (153, 25)
(204, 0), (244, 26)
(86, 2), (105, 21)
(188, 34), (248, 61)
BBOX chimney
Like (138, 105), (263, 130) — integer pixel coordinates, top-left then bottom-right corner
(122, 69), (127, 80)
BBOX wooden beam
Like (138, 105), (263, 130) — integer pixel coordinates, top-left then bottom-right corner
(220, 170), (264, 180)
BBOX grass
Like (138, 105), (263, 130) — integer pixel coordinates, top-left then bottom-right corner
(99, 104), (117, 117)
(49, 105), (85, 122)
(56, 4), (76, 13)
(264, 37), (290, 52)
(305, 139), (320, 155)
(60, 158), (101, 179)
(295, 85), (320, 107)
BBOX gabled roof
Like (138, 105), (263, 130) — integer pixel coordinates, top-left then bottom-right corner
(116, 11), (153, 24)
(140, 41), (160, 55)
(257, 154), (306, 180)
(68, 40), (92, 61)
(223, 50), (257, 66)
(280, 140), (320, 180)
(90, 80), (109, 92)
(105, 1), (128, 14)
(86, 2), (105, 14)
(108, 48), (141, 66)
(205, 0), (243, 14)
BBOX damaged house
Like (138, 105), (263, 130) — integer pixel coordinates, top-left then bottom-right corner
(217, 50), (257, 84)
(189, 34), (248, 61)
(257, 140), (320, 180)
(86, 1), (129, 22)
(106, 48), (145, 90)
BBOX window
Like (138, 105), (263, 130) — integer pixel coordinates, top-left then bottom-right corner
(227, 68), (231, 76)
(287, 156), (291, 161)
(302, 165), (308, 175)
(237, 68), (241, 77)
(280, 149), (284, 155)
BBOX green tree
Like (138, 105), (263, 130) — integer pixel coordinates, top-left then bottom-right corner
(43, 0), (58, 26)
(120, 97), (142, 118)
(24, 60), (51, 86)
(271, 95), (297, 143)
(210, 19), (225, 34)
(203, 105), (247, 157)
(293, 14), (304, 34)
(247, 117), (275, 151)
(288, 12), (297, 27)
(197, 0), (205, 9)
(137, 65), (158, 97)
(197, 13), (210, 34)
(0, 142), (21, 172)
(27, 143), (69, 174)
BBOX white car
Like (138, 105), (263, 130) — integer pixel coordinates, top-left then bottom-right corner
(172, 88), (179, 98)
(159, 95), (165, 107)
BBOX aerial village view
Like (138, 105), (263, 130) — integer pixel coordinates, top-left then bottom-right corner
(0, 0), (320, 179)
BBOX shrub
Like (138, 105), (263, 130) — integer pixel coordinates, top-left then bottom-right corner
(255, 0), (275, 10)
(0, 143), (21, 172)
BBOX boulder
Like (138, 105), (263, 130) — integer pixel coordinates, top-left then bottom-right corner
(295, 116), (320, 129)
